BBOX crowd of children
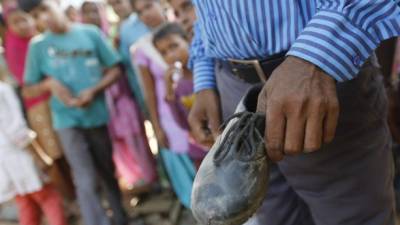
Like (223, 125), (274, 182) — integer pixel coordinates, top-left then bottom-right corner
(2, 0), (400, 225)
(0, 0), (205, 225)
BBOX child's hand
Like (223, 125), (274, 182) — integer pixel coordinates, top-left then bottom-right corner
(47, 78), (79, 107)
(164, 67), (176, 102)
(22, 77), (53, 98)
(75, 88), (97, 108)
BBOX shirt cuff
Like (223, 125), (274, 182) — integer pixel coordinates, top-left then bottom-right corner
(287, 10), (396, 81)
(193, 58), (217, 93)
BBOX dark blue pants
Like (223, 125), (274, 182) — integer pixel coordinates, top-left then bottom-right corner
(215, 56), (395, 225)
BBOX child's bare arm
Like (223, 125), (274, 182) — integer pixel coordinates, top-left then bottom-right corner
(75, 65), (122, 108)
(22, 79), (51, 98)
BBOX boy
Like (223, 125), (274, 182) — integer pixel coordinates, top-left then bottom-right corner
(20, 1), (128, 225)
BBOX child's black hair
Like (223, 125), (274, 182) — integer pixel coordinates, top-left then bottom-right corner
(130, 0), (159, 11)
(153, 22), (188, 46)
(0, 13), (5, 26)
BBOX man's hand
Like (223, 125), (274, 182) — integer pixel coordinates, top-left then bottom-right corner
(257, 56), (339, 161)
(188, 89), (221, 148)
(76, 88), (97, 108)
(46, 78), (79, 107)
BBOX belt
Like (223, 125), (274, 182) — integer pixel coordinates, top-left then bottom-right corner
(223, 51), (287, 84)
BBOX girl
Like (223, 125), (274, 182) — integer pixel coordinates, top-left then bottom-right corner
(130, 0), (189, 155)
(130, 0), (195, 208)
(0, 71), (67, 225)
(153, 22), (207, 167)
(81, 0), (158, 187)
(3, 1), (74, 200)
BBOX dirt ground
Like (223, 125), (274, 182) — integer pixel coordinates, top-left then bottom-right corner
(0, 190), (198, 225)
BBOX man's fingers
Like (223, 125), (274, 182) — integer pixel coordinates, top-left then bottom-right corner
(259, 88), (285, 161)
(208, 108), (222, 139)
(189, 114), (207, 141)
(189, 111), (213, 145)
(304, 112), (324, 153)
(189, 89), (221, 146)
(266, 105), (286, 161)
(323, 99), (339, 143)
(284, 115), (305, 155)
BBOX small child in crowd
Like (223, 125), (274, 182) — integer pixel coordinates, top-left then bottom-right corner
(81, 1), (109, 36)
(153, 22), (207, 166)
(80, 0), (158, 188)
(2, 1), (75, 200)
(0, 78), (67, 225)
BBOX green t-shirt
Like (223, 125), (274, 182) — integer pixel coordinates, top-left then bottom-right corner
(25, 24), (121, 130)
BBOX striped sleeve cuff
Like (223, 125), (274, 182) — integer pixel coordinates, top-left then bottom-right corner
(287, 10), (400, 81)
(193, 58), (217, 92)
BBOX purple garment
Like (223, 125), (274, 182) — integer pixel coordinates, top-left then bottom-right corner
(168, 77), (207, 160)
(168, 77), (192, 130)
(106, 76), (157, 185)
(134, 45), (190, 154)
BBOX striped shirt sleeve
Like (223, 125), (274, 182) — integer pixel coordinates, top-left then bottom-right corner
(288, 0), (400, 81)
(189, 22), (217, 92)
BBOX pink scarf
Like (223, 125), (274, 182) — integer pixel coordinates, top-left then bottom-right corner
(4, 30), (30, 86)
(106, 76), (158, 186)
(4, 30), (50, 109)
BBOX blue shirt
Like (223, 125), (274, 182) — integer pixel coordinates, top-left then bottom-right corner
(25, 24), (121, 130)
(190, 0), (400, 92)
(119, 14), (149, 68)
(119, 14), (150, 108)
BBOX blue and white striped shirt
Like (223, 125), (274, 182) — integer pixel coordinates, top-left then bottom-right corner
(190, 0), (400, 92)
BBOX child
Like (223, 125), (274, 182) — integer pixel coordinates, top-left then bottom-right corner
(3, 1), (74, 200)
(153, 22), (207, 166)
(21, 0), (128, 225)
(81, 0), (158, 188)
(81, 1), (109, 35)
(107, 0), (150, 115)
(0, 78), (67, 225)
(166, 0), (196, 41)
(64, 5), (80, 23)
(130, 0), (189, 154)
(130, 0), (196, 208)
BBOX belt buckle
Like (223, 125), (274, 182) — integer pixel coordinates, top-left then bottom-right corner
(228, 58), (267, 83)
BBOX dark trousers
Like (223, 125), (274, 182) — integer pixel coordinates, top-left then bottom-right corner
(57, 126), (127, 225)
(215, 56), (395, 225)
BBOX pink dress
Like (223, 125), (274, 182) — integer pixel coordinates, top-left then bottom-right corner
(106, 76), (157, 186)
(168, 77), (207, 161)
(131, 35), (189, 154)
(81, 2), (157, 187)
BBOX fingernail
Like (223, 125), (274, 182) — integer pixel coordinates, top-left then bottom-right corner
(268, 150), (284, 161)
